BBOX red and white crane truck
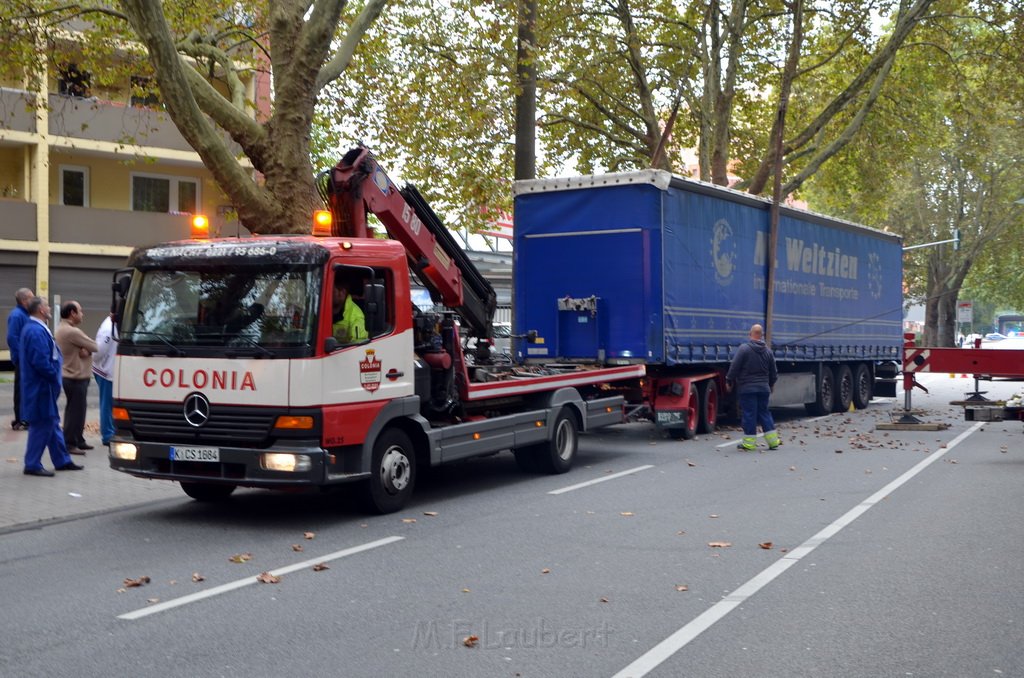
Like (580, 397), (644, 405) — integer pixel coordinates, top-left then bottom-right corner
(107, 147), (641, 513)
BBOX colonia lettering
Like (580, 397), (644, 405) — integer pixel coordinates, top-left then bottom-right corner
(142, 368), (256, 391)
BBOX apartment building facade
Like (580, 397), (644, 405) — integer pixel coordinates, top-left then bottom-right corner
(1, 33), (264, 361)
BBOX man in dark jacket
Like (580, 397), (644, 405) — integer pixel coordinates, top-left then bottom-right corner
(6, 287), (33, 430)
(19, 297), (82, 476)
(726, 323), (781, 451)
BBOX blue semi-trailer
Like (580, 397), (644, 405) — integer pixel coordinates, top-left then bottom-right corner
(512, 170), (904, 439)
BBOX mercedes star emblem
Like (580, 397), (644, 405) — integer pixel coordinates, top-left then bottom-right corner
(183, 393), (211, 428)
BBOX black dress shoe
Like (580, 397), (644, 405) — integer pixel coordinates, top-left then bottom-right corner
(24, 468), (56, 477)
(12, 420), (29, 431)
(55, 462), (84, 471)
(76, 443), (95, 451)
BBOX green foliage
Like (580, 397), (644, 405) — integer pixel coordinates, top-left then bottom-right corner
(319, 0), (521, 231)
(804, 2), (1024, 343)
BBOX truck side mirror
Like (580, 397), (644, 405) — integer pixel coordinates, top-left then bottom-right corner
(363, 282), (387, 336)
(111, 269), (133, 329)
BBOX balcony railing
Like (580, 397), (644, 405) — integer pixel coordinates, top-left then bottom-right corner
(0, 88), (38, 134)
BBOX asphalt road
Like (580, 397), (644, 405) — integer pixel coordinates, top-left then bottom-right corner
(1, 374), (1022, 677)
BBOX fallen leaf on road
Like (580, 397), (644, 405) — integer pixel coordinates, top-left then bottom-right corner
(675, 585), (689, 592)
(759, 542), (773, 550)
(708, 541), (732, 548)
(146, 598), (159, 604)
(292, 544), (304, 552)
(686, 460), (697, 467)
(304, 532), (315, 540)
(256, 572), (281, 584)
(312, 563), (329, 572)
(229, 553), (253, 564)
(463, 635), (479, 648)
(541, 568), (551, 574)
(123, 576), (151, 588)
(462, 588), (471, 593)
(709, 514), (719, 518)
(620, 512), (634, 517)
(599, 596), (609, 603)
(423, 511), (439, 517)
(192, 572), (205, 582)
(402, 518), (417, 524)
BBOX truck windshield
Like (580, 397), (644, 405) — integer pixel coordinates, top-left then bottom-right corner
(120, 265), (321, 356)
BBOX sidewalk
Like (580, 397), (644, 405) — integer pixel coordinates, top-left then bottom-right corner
(0, 372), (182, 532)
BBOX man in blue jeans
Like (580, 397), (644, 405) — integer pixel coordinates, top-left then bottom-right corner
(726, 323), (781, 451)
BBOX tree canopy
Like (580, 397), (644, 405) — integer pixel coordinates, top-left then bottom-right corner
(1, 0), (387, 234)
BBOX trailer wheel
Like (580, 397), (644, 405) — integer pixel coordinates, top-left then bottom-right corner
(668, 383), (699, 440)
(852, 363), (872, 410)
(833, 365), (853, 413)
(805, 367), (835, 416)
(181, 482), (236, 502)
(360, 428), (417, 514)
(697, 380), (719, 434)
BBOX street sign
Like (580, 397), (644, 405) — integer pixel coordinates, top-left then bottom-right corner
(957, 301), (973, 324)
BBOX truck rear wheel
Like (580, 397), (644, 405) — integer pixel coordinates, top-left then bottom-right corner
(360, 428), (416, 514)
(668, 383), (699, 440)
(181, 482), (236, 502)
(833, 364), (853, 413)
(697, 380), (719, 434)
(852, 363), (872, 410)
(805, 367), (835, 416)
(516, 408), (578, 474)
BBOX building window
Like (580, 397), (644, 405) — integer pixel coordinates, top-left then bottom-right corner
(131, 173), (201, 214)
(59, 165), (90, 207)
(58, 63), (91, 98)
(130, 76), (161, 108)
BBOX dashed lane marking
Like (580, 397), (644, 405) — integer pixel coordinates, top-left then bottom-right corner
(548, 465), (654, 495)
(118, 536), (405, 621)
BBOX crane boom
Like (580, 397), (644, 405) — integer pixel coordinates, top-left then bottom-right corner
(327, 146), (497, 338)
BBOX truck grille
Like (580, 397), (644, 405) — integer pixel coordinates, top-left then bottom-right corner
(126, 402), (276, 446)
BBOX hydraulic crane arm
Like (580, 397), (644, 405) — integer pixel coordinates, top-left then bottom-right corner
(326, 146), (497, 338)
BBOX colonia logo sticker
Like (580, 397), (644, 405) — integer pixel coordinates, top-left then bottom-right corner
(360, 349), (382, 393)
(711, 219), (736, 286)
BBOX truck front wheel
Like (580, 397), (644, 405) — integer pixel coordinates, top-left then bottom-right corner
(181, 482), (236, 502)
(361, 428), (417, 514)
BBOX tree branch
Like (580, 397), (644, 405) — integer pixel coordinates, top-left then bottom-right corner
(317, 0), (389, 90)
(116, 0), (276, 221)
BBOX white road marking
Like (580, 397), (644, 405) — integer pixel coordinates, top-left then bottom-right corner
(613, 422), (984, 678)
(118, 536), (405, 621)
(548, 465), (655, 495)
